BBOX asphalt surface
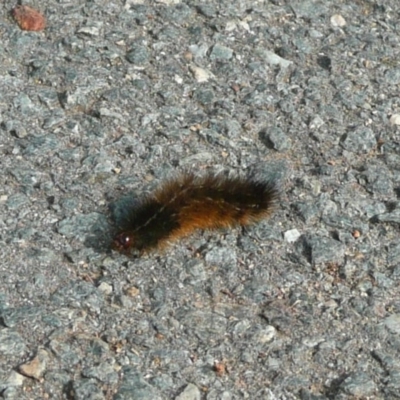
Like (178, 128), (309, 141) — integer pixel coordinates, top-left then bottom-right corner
(1, 1), (400, 399)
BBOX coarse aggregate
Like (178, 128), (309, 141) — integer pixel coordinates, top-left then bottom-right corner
(1, 1), (400, 399)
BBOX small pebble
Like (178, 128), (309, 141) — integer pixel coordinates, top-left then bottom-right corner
(384, 314), (400, 334)
(125, 286), (140, 297)
(19, 349), (49, 379)
(12, 5), (46, 31)
(340, 372), (376, 396)
(4, 371), (25, 388)
(97, 282), (113, 295)
(331, 14), (346, 27)
(389, 114), (400, 126)
(284, 229), (301, 243)
(175, 383), (201, 400)
(156, 0), (181, 4)
(210, 44), (233, 61)
(253, 326), (277, 344)
(189, 64), (213, 83)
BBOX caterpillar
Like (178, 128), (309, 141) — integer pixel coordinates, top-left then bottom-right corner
(113, 171), (279, 254)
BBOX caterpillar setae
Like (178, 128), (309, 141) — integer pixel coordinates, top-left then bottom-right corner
(113, 171), (279, 254)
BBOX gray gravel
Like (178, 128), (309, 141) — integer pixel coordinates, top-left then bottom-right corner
(1, 0), (400, 399)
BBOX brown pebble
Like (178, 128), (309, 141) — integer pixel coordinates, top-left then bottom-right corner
(214, 360), (227, 376)
(231, 84), (240, 93)
(19, 349), (49, 379)
(125, 286), (140, 297)
(183, 51), (193, 61)
(12, 5), (46, 32)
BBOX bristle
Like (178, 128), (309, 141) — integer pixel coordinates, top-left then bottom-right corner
(113, 171), (279, 253)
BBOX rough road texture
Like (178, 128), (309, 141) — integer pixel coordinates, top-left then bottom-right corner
(1, 1), (400, 399)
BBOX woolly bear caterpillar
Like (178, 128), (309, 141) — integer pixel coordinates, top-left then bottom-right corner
(113, 171), (278, 253)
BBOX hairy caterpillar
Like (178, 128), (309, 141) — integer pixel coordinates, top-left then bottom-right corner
(113, 171), (278, 253)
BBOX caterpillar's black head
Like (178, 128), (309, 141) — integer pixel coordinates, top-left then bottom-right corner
(113, 232), (133, 252)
